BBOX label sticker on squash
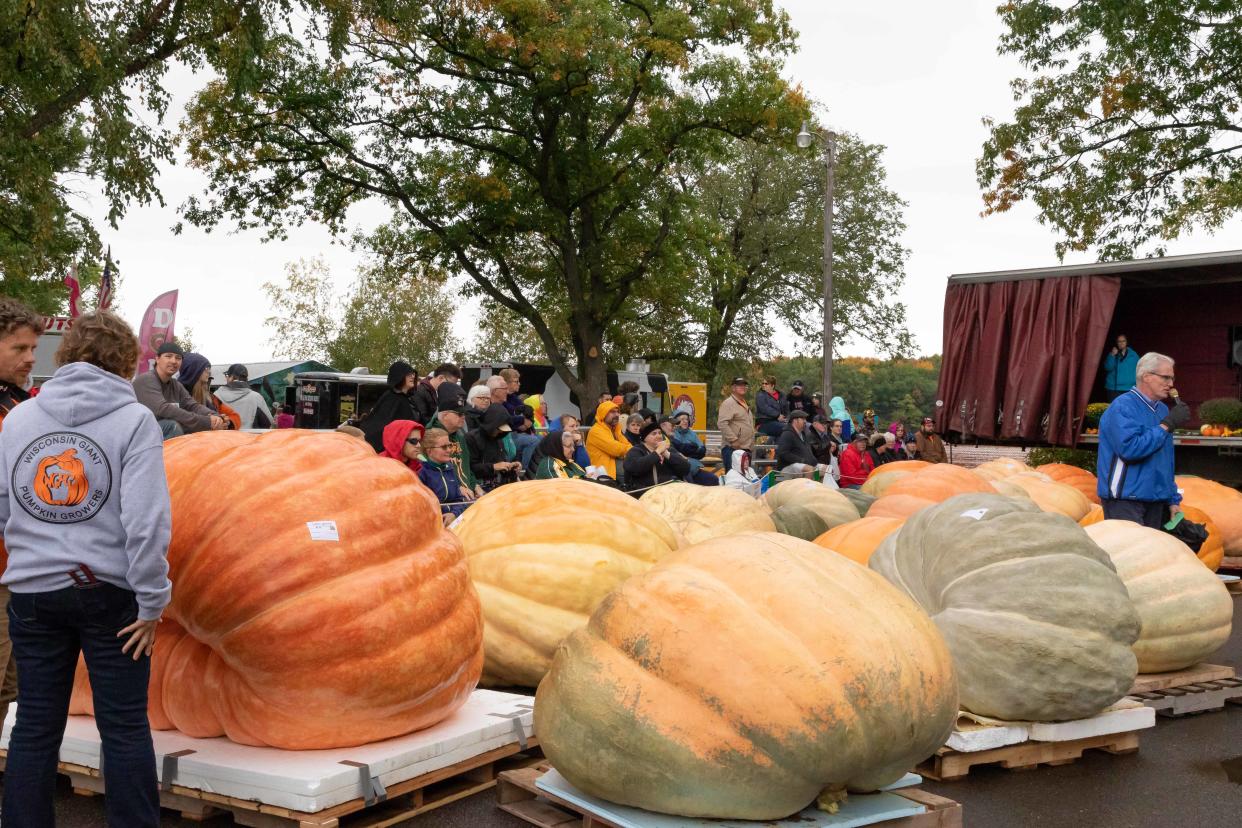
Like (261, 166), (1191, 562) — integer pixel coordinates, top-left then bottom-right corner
(959, 508), (989, 521)
(307, 521), (340, 541)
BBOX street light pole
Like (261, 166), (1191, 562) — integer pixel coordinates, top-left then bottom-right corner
(797, 121), (837, 401)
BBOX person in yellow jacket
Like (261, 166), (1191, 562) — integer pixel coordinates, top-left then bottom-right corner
(586, 400), (631, 479)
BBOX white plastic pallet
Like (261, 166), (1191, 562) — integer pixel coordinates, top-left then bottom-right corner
(946, 699), (1155, 753)
(533, 768), (927, 828)
(0, 688), (534, 812)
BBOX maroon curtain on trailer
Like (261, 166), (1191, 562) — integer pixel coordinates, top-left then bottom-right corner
(935, 275), (1120, 446)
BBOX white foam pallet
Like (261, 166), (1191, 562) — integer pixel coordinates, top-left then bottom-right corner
(945, 699), (1155, 753)
(534, 768), (927, 828)
(1, 688), (534, 813)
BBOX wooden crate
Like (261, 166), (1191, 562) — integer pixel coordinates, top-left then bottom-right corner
(916, 731), (1140, 782)
(56, 740), (543, 827)
(496, 767), (962, 828)
(1129, 663), (1235, 694)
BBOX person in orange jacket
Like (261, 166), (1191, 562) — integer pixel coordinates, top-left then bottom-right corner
(586, 400), (631, 480)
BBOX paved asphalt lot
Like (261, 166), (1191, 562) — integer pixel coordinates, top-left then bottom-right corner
(18, 592), (1242, 827)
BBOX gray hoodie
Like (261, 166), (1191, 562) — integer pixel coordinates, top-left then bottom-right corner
(0, 362), (172, 620)
(214, 380), (273, 429)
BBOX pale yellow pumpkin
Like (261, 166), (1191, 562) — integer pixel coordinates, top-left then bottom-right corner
(1004, 475), (1093, 522)
(640, 482), (775, 544)
(970, 457), (1029, 481)
(452, 478), (681, 686)
(1084, 521), (1233, 672)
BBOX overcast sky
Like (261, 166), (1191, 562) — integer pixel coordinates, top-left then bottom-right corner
(77, 1), (1242, 367)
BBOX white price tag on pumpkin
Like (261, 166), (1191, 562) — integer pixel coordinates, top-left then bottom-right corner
(307, 520), (340, 542)
(959, 508), (989, 521)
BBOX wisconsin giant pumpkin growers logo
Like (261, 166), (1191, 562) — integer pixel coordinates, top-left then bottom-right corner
(13, 433), (112, 523)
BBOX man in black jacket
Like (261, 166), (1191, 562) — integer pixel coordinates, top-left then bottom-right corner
(776, 410), (824, 478)
(361, 360), (419, 451)
(466, 403), (523, 491)
(411, 363), (462, 425)
(623, 421), (690, 495)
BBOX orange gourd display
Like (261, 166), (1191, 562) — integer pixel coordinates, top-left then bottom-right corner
(1036, 463), (1101, 505)
(813, 517), (905, 566)
(869, 464), (996, 519)
(70, 430), (484, 749)
(1176, 476), (1242, 557)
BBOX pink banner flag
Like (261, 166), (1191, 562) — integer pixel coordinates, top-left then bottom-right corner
(64, 265), (82, 318)
(134, 290), (179, 377)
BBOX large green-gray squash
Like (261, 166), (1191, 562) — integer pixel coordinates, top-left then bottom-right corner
(762, 478), (860, 529)
(869, 493), (1140, 722)
(535, 532), (959, 819)
(840, 487), (876, 516)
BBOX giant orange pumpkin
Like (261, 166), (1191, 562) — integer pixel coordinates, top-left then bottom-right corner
(1176, 476), (1242, 557)
(33, 449), (90, 506)
(813, 516), (904, 566)
(869, 464), (997, 519)
(866, 459), (930, 480)
(70, 430), (484, 749)
(535, 532), (958, 819)
(1036, 463), (1101, 504)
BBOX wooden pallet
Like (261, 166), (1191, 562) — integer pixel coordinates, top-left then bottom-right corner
(55, 740), (543, 827)
(1129, 662), (1235, 694)
(496, 767), (962, 828)
(916, 731), (1140, 782)
(1221, 555), (1242, 572)
(1130, 678), (1242, 717)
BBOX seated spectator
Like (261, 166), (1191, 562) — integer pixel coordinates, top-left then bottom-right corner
(915, 416), (947, 463)
(276, 404), (295, 428)
(466, 383), (492, 430)
(623, 421), (690, 495)
(534, 431), (609, 481)
(637, 408), (658, 426)
(755, 376), (788, 439)
(215, 364), (273, 429)
(584, 392), (611, 426)
(525, 394), (550, 431)
(868, 432), (895, 467)
(904, 433), (918, 459)
(808, 415), (842, 484)
(586, 401), (631, 480)
(418, 427), (470, 524)
(558, 414), (592, 467)
(361, 361), (419, 452)
(723, 449), (761, 491)
(786, 380), (818, 420)
(827, 396), (854, 442)
(839, 432), (874, 488)
(131, 342), (227, 438)
(380, 420), (424, 472)
(660, 416), (717, 486)
(412, 363), (462, 425)
(178, 352), (240, 430)
(776, 410), (832, 481)
(669, 412), (708, 470)
(860, 408), (878, 438)
(467, 404), (522, 491)
(430, 383), (483, 499)
(624, 413), (645, 446)
(496, 370), (541, 469)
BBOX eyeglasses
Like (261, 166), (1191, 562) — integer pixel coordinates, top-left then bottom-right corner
(1152, 373), (1175, 382)
(427, 443), (451, 450)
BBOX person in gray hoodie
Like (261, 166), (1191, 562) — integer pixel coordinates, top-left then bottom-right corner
(214, 363), (273, 429)
(0, 311), (171, 828)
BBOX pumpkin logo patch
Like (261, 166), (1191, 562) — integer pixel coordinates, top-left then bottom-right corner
(13, 433), (112, 523)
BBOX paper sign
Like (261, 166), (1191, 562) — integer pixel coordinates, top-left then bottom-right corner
(307, 521), (340, 541)
(959, 508), (989, 521)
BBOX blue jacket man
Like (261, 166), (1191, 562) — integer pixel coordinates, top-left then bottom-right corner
(1102, 334), (1139, 401)
(1097, 352), (1190, 528)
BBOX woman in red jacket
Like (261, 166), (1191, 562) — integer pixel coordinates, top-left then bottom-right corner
(838, 432), (874, 488)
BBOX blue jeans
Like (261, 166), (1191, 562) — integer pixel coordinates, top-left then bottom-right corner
(3, 584), (159, 828)
(513, 432), (541, 471)
(156, 419), (184, 440)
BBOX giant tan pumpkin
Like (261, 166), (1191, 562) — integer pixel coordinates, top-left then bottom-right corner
(70, 430), (484, 749)
(870, 493), (1141, 721)
(814, 516), (904, 566)
(970, 457), (1029, 481)
(1036, 463), (1100, 504)
(1004, 474), (1093, 522)
(869, 464), (997, 519)
(535, 532), (958, 820)
(453, 478), (680, 687)
(763, 478), (860, 529)
(1084, 520), (1233, 672)
(1080, 504), (1224, 571)
(1177, 476), (1242, 556)
(640, 482), (774, 544)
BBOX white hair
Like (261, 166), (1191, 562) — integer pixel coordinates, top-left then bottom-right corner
(467, 384), (491, 402)
(1136, 352), (1173, 378)
(884, 432), (896, 445)
(485, 375), (508, 391)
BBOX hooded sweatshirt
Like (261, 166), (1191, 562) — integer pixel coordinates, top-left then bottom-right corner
(586, 401), (631, 478)
(381, 420), (424, 472)
(0, 362), (172, 620)
(827, 396), (854, 441)
(215, 381), (273, 429)
(723, 449), (760, 491)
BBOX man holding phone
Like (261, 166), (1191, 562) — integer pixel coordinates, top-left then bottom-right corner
(1103, 334), (1139, 402)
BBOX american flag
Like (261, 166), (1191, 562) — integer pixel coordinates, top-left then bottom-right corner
(98, 247), (114, 310)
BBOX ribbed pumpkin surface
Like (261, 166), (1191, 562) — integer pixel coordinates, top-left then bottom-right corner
(1176, 476), (1242, 556)
(869, 464), (996, 519)
(453, 478), (680, 686)
(1084, 520), (1232, 672)
(1036, 463), (1101, 504)
(840, 487), (877, 516)
(1081, 504), (1224, 572)
(866, 459), (930, 479)
(763, 478), (859, 529)
(535, 532), (958, 819)
(871, 493), (1140, 721)
(71, 430), (484, 749)
(640, 482), (774, 544)
(1004, 474), (1093, 522)
(814, 516), (905, 566)
(970, 457), (1029, 481)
